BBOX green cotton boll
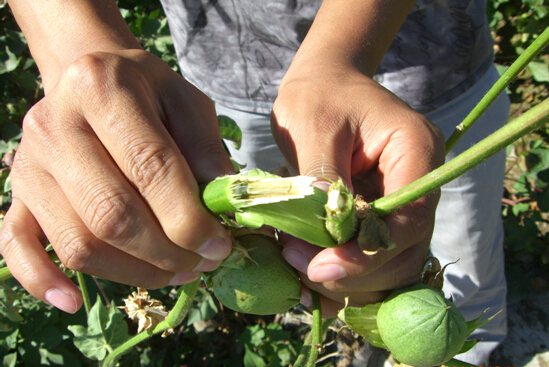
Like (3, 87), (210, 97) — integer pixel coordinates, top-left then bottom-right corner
(210, 234), (301, 315)
(376, 283), (467, 367)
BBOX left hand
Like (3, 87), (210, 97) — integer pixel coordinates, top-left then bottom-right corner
(271, 62), (445, 318)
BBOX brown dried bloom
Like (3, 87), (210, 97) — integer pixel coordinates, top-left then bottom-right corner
(119, 287), (171, 335)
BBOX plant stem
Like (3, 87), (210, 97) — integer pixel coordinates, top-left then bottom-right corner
(0, 267), (11, 282)
(293, 291), (323, 367)
(76, 272), (91, 314)
(445, 26), (549, 154)
(102, 279), (200, 367)
(293, 332), (313, 367)
(372, 97), (549, 216)
(307, 290), (323, 367)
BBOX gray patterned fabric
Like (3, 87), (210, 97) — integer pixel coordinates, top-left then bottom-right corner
(160, 0), (493, 113)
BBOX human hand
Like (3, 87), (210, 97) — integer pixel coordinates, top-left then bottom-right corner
(0, 50), (234, 313)
(271, 63), (445, 317)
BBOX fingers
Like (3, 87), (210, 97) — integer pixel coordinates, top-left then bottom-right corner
(0, 199), (83, 313)
(6, 50), (235, 295)
(283, 235), (425, 316)
(63, 52), (232, 257)
(11, 159), (212, 287)
(156, 71), (234, 183)
(283, 237), (425, 291)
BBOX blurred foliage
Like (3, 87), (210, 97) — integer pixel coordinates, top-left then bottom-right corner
(0, 0), (548, 365)
(489, 0), (549, 301)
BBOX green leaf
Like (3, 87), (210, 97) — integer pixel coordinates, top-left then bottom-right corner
(0, 327), (19, 350)
(218, 115), (243, 150)
(0, 282), (23, 322)
(3, 175), (11, 194)
(527, 60), (549, 82)
(457, 339), (480, 356)
(39, 347), (64, 365)
(0, 46), (19, 75)
(243, 345), (267, 367)
(337, 302), (386, 349)
(3, 352), (17, 367)
(68, 296), (130, 361)
(186, 288), (218, 325)
(532, 5), (549, 18)
(512, 201), (530, 216)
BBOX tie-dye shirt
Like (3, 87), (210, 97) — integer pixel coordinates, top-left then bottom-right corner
(160, 0), (493, 114)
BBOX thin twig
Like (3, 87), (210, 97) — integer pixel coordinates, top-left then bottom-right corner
(372, 97), (549, 216)
(445, 27), (549, 154)
(92, 276), (111, 308)
(76, 272), (91, 314)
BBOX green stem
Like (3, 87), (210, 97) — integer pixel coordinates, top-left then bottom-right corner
(445, 27), (549, 154)
(102, 279), (200, 367)
(0, 267), (11, 282)
(307, 290), (323, 367)
(76, 272), (91, 314)
(293, 291), (323, 367)
(293, 332), (313, 367)
(372, 97), (549, 216)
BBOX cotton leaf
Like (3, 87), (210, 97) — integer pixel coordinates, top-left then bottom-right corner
(527, 61), (549, 82)
(68, 296), (130, 361)
(0, 282), (23, 322)
(218, 115), (243, 149)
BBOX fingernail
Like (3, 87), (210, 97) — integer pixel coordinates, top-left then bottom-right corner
(282, 248), (309, 274)
(309, 264), (348, 282)
(44, 288), (78, 314)
(169, 272), (200, 285)
(193, 258), (222, 272)
(196, 237), (232, 261)
(313, 181), (331, 192)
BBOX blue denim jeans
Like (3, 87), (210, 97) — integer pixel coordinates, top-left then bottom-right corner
(215, 64), (510, 365)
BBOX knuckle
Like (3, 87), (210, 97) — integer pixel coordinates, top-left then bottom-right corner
(62, 53), (128, 105)
(191, 137), (227, 162)
(10, 146), (40, 191)
(125, 143), (176, 194)
(0, 225), (38, 280)
(21, 102), (56, 146)
(55, 233), (95, 272)
(0, 223), (18, 257)
(83, 190), (134, 242)
(153, 256), (184, 273)
(63, 54), (110, 91)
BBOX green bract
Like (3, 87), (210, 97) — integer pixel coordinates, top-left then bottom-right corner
(376, 283), (467, 367)
(209, 234), (301, 315)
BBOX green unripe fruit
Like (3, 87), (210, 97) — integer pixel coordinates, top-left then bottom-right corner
(210, 234), (301, 315)
(377, 283), (467, 367)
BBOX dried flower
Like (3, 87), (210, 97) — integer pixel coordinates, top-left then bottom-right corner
(119, 288), (171, 335)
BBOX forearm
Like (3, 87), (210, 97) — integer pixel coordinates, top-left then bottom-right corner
(7, 0), (141, 92)
(289, 0), (416, 78)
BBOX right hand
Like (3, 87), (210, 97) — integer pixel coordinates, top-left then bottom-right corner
(0, 50), (234, 313)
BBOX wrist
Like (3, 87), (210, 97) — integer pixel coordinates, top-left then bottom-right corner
(8, 0), (141, 92)
(285, 0), (416, 80)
